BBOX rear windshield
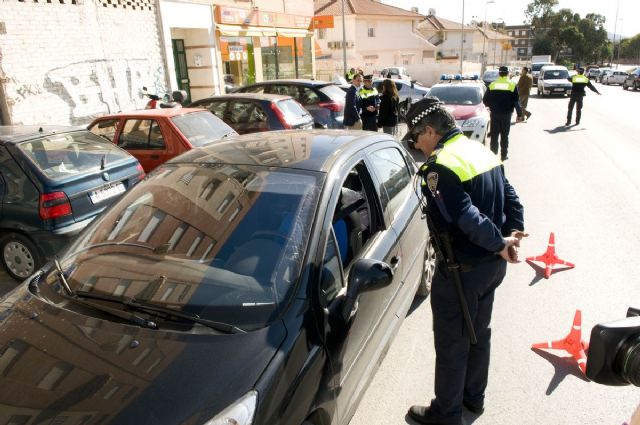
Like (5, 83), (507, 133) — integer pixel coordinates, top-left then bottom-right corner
(277, 99), (310, 123)
(171, 111), (236, 147)
(55, 164), (323, 329)
(483, 71), (499, 79)
(543, 69), (569, 79)
(428, 86), (482, 105)
(319, 84), (347, 102)
(18, 131), (132, 180)
(532, 63), (554, 72)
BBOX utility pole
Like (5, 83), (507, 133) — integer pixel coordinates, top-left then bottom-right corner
(460, 0), (465, 74)
(341, 0), (347, 78)
(610, 0), (619, 67)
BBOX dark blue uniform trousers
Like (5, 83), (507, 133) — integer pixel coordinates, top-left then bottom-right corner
(429, 256), (507, 420)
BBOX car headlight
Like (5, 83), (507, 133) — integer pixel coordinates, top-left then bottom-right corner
(203, 391), (258, 425)
(462, 118), (486, 128)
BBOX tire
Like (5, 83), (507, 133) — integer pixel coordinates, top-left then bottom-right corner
(623, 82), (628, 90)
(0, 232), (43, 281)
(483, 121), (491, 146)
(635, 82), (639, 91)
(416, 238), (436, 297)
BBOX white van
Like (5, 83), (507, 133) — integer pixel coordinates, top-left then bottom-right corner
(537, 65), (572, 97)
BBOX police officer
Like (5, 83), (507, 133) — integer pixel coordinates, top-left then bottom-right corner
(566, 67), (601, 126)
(403, 97), (528, 425)
(345, 67), (356, 83)
(482, 66), (523, 161)
(359, 75), (380, 131)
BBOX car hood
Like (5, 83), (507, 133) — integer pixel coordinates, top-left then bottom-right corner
(542, 80), (571, 85)
(0, 286), (286, 424)
(443, 104), (487, 121)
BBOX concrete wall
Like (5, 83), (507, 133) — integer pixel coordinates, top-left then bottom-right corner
(0, 0), (167, 125)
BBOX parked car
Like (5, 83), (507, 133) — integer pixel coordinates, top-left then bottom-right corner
(231, 79), (346, 129)
(482, 69), (500, 87)
(530, 62), (554, 85)
(597, 68), (612, 83)
(537, 65), (572, 96)
(0, 126), (144, 280)
(0, 130), (435, 425)
(378, 66), (412, 81)
(623, 68), (640, 91)
(426, 79), (490, 145)
(585, 67), (601, 80)
(88, 108), (236, 173)
(373, 78), (429, 120)
(602, 70), (628, 85)
(188, 93), (314, 134)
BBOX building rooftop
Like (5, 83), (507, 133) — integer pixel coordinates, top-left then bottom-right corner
(315, 0), (423, 18)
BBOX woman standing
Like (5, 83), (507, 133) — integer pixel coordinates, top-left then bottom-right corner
(377, 79), (400, 135)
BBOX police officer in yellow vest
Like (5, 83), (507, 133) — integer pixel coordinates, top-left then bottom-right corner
(345, 67), (356, 83)
(482, 66), (523, 161)
(402, 97), (527, 425)
(359, 75), (380, 131)
(566, 67), (601, 126)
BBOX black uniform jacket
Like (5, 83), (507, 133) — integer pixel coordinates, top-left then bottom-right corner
(344, 85), (362, 126)
(482, 77), (523, 116)
(420, 129), (525, 263)
(377, 94), (399, 127)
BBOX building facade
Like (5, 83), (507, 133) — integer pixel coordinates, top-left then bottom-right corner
(505, 24), (534, 61)
(312, 0), (436, 80)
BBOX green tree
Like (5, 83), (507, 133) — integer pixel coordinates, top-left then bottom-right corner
(620, 34), (640, 61)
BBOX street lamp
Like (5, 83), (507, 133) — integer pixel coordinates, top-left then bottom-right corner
(610, 0), (619, 67)
(481, 0), (495, 75)
(341, 0), (347, 77)
(460, 0), (465, 74)
(493, 18), (503, 68)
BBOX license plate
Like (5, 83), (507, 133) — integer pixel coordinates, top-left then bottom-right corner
(554, 88), (564, 92)
(90, 182), (125, 204)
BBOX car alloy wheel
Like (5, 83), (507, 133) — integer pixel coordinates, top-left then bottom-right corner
(0, 233), (41, 281)
(416, 238), (436, 296)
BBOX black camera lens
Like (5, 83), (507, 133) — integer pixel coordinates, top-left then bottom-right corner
(617, 334), (640, 387)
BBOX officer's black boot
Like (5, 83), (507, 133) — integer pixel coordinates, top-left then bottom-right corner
(407, 405), (462, 425)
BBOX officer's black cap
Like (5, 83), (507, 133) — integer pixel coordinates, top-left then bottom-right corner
(401, 96), (444, 141)
(577, 67), (585, 73)
(363, 74), (373, 80)
(499, 66), (509, 73)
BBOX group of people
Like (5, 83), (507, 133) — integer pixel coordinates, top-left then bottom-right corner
(400, 63), (602, 425)
(343, 70), (401, 134)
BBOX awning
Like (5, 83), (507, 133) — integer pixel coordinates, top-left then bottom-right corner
(216, 23), (277, 37)
(277, 28), (313, 37)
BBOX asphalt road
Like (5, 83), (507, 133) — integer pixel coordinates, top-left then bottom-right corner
(1, 84), (639, 423)
(350, 82), (640, 425)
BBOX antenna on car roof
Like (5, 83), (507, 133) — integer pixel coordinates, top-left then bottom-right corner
(38, 127), (43, 133)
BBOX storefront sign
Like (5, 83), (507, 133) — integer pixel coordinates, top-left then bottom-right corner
(312, 16), (334, 29)
(259, 11), (276, 26)
(216, 6), (258, 25)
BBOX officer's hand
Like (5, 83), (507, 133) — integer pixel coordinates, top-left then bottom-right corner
(500, 232), (529, 263)
(510, 230), (529, 241)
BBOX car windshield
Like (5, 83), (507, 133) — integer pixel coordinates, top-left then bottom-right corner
(277, 99), (310, 123)
(483, 71), (499, 79)
(171, 111), (236, 147)
(54, 164), (323, 330)
(532, 63), (553, 72)
(543, 70), (569, 79)
(18, 132), (132, 180)
(428, 86), (482, 105)
(319, 84), (347, 102)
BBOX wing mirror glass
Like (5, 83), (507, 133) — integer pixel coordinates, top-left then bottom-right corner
(341, 258), (393, 322)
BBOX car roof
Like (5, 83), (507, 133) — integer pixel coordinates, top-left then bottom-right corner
(242, 79), (332, 87)
(166, 130), (395, 172)
(0, 125), (85, 144)
(431, 81), (483, 88)
(541, 65), (567, 70)
(96, 108), (208, 120)
(193, 93), (292, 102)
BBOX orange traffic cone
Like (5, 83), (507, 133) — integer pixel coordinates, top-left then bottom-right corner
(526, 232), (575, 279)
(531, 309), (589, 374)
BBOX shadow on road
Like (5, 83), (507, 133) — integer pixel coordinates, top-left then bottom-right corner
(544, 125), (586, 134)
(407, 293), (428, 316)
(530, 348), (589, 395)
(526, 261), (574, 286)
(405, 409), (482, 424)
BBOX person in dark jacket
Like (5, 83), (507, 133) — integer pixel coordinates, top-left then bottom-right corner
(377, 79), (400, 135)
(403, 97), (527, 425)
(344, 73), (363, 129)
(566, 67), (601, 126)
(359, 75), (380, 131)
(482, 66), (523, 161)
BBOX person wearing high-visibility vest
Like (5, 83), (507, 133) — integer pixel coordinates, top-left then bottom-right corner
(345, 67), (356, 83)
(359, 75), (380, 131)
(402, 97), (527, 425)
(566, 67), (601, 126)
(482, 66), (523, 161)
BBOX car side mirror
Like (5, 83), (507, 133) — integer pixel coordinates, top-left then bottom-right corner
(341, 258), (393, 323)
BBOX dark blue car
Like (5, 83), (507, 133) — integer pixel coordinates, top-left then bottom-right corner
(0, 126), (144, 280)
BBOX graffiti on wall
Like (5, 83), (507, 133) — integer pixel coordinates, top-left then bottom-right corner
(41, 58), (166, 124)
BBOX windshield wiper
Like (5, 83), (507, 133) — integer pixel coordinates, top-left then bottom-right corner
(73, 290), (246, 334)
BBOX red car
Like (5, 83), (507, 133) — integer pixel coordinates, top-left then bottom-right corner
(88, 108), (236, 172)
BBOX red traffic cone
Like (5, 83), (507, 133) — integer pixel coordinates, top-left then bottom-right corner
(526, 232), (575, 279)
(532, 309), (589, 374)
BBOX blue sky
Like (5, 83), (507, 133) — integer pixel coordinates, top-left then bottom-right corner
(384, 0), (638, 39)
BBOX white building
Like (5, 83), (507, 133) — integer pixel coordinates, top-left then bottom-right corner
(313, 0), (436, 80)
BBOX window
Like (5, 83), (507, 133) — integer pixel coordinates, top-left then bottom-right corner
(269, 84), (300, 98)
(37, 362), (72, 390)
(369, 148), (411, 218)
(119, 120), (165, 150)
(299, 87), (320, 105)
(318, 28), (326, 39)
(203, 101), (228, 118)
(89, 119), (119, 142)
(319, 229), (343, 304)
(368, 27), (375, 37)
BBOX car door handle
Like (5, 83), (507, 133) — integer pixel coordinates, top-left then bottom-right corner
(150, 154), (160, 159)
(390, 256), (401, 271)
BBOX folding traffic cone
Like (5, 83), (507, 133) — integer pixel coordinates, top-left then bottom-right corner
(526, 232), (575, 279)
(531, 309), (589, 374)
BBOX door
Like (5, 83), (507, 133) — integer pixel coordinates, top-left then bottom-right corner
(116, 119), (170, 173)
(320, 159), (403, 421)
(172, 39), (191, 104)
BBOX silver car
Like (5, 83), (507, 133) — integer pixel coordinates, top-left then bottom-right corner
(602, 70), (628, 85)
